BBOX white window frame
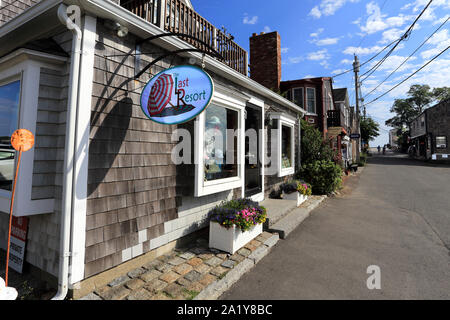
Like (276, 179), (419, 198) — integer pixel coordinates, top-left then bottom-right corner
(0, 49), (67, 216)
(306, 87), (316, 115)
(269, 113), (296, 177)
(436, 136), (447, 149)
(194, 87), (248, 197)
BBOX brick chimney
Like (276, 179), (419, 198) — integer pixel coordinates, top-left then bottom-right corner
(249, 31), (282, 91)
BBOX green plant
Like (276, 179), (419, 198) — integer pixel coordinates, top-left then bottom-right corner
(300, 120), (338, 165)
(359, 152), (368, 166)
(300, 160), (342, 195)
(183, 289), (200, 300)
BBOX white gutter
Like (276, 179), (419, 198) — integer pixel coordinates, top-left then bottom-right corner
(52, 3), (82, 300)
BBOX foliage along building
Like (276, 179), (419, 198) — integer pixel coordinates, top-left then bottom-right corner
(0, 0), (306, 298)
(409, 99), (450, 161)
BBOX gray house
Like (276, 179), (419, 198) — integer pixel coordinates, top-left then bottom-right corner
(409, 99), (450, 161)
(0, 0), (305, 298)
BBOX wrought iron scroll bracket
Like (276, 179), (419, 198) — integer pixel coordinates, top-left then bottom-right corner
(134, 32), (224, 79)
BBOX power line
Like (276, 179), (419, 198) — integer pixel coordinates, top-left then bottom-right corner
(332, 38), (400, 78)
(360, 0), (434, 82)
(363, 16), (449, 100)
(364, 45), (450, 106)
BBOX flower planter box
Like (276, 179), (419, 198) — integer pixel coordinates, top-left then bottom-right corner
(282, 192), (308, 207)
(209, 221), (263, 254)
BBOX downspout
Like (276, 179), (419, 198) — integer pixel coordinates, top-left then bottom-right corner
(52, 3), (82, 300)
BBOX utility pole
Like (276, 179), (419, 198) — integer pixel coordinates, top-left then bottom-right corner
(353, 55), (361, 162)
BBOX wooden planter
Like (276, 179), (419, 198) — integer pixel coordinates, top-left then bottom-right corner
(209, 221), (263, 254)
(282, 191), (308, 207)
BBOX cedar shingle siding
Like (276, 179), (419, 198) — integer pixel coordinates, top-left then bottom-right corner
(0, 0), (40, 25)
(85, 22), (181, 277)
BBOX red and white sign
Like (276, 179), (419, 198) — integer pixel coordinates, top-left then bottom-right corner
(8, 216), (28, 273)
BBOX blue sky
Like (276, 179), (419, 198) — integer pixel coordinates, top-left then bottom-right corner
(192, 0), (450, 147)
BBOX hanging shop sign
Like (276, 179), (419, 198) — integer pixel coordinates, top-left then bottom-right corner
(140, 65), (214, 125)
(350, 133), (361, 139)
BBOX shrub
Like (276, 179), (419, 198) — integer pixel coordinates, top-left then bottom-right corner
(300, 120), (337, 164)
(300, 160), (342, 195)
(359, 152), (368, 166)
(207, 198), (267, 232)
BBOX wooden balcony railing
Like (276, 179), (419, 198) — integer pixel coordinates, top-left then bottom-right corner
(120, 0), (248, 76)
(327, 110), (345, 128)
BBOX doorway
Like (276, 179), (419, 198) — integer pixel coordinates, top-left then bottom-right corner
(244, 104), (262, 197)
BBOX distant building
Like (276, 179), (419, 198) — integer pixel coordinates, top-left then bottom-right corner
(409, 99), (450, 160)
(389, 129), (398, 148)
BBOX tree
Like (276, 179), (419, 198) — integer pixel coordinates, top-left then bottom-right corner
(300, 119), (336, 165)
(360, 117), (380, 142)
(432, 87), (450, 102)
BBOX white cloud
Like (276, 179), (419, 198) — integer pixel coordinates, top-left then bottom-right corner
(262, 26), (271, 33)
(332, 69), (347, 75)
(343, 45), (384, 55)
(288, 56), (304, 64)
(309, 6), (322, 19)
(243, 15), (258, 25)
(310, 28), (324, 38)
(356, 2), (413, 35)
(341, 59), (353, 65)
(311, 37), (340, 46)
(309, 0), (360, 19)
(420, 29), (450, 59)
(281, 47), (289, 54)
(307, 49), (330, 61)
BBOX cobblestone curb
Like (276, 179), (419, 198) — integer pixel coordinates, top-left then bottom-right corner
(194, 233), (279, 300)
(78, 231), (279, 301)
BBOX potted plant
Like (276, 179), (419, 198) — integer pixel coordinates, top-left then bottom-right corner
(281, 180), (312, 206)
(208, 198), (267, 254)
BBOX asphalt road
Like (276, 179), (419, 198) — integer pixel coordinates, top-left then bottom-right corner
(221, 153), (450, 299)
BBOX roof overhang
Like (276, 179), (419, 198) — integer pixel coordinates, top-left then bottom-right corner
(0, 0), (306, 115)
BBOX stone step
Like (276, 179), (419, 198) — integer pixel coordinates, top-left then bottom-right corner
(259, 198), (298, 228)
(268, 196), (327, 239)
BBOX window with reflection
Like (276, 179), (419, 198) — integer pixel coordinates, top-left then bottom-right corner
(0, 80), (20, 191)
(204, 104), (239, 181)
(281, 125), (293, 169)
(306, 87), (316, 114)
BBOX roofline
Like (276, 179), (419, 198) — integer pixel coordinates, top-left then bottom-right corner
(0, 0), (306, 115)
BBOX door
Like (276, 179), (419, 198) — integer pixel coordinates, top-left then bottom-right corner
(245, 104), (262, 197)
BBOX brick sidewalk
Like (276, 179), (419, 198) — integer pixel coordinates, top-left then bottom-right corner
(79, 231), (278, 300)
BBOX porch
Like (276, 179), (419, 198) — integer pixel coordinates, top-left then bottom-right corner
(119, 0), (248, 75)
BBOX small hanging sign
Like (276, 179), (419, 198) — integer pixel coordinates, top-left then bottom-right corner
(140, 65), (214, 125)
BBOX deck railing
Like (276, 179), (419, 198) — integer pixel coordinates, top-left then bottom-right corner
(327, 110), (345, 128)
(120, 0), (248, 76)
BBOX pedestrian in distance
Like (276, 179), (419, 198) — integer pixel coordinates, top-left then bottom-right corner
(383, 145), (386, 155)
(377, 145), (381, 154)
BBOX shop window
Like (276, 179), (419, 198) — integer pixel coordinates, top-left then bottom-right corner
(269, 113), (296, 177)
(194, 89), (246, 197)
(436, 136), (447, 148)
(204, 105), (239, 181)
(306, 87), (316, 114)
(281, 125), (293, 169)
(0, 79), (21, 191)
